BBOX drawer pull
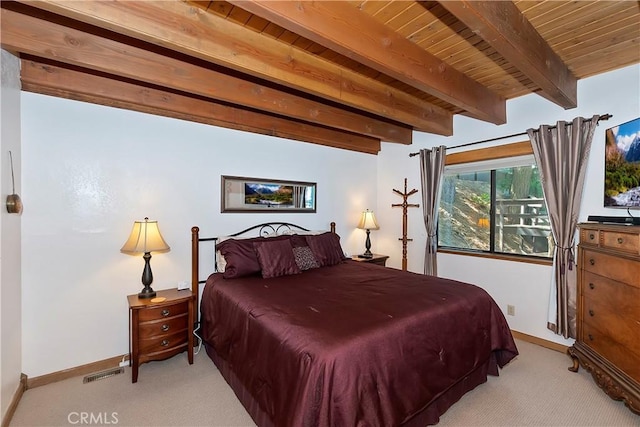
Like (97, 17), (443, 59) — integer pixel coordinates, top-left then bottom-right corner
(589, 283), (595, 290)
(161, 340), (169, 347)
(589, 258), (595, 266)
(617, 237), (623, 244)
(161, 324), (170, 332)
(588, 309), (594, 317)
(588, 334), (594, 341)
(161, 309), (170, 317)
(589, 233), (595, 240)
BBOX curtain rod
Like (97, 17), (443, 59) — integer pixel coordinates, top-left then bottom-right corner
(408, 113), (612, 157)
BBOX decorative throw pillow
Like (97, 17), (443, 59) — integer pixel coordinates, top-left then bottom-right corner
(217, 235), (289, 279)
(292, 246), (320, 270)
(253, 239), (301, 279)
(305, 232), (345, 267)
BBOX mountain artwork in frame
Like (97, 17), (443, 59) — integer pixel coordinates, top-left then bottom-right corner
(221, 175), (317, 213)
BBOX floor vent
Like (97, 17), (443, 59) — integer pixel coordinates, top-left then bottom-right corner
(83, 367), (124, 384)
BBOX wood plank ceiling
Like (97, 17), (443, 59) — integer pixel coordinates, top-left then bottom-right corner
(2, 1), (639, 154)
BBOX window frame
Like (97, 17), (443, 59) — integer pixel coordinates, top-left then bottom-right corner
(438, 141), (553, 266)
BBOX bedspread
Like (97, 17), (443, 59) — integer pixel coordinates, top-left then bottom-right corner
(200, 261), (518, 427)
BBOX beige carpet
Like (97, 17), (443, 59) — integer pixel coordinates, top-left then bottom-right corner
(10, 340), (639, 426)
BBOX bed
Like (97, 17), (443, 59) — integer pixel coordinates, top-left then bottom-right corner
(191, 222), (518, 426)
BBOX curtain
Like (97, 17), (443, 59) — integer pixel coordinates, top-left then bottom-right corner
(527, 115), (599, 338)
(419, 146), (447, 276)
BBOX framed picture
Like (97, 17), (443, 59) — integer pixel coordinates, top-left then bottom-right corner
(221, 175), (317, 213)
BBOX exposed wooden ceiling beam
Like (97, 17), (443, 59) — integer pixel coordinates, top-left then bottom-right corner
(228, 0), (506, 125)
(439, 1), (577, 109)
(1, 7), (411, 145)
(20, 59), (381, 154)
(22, 0), (451, 135)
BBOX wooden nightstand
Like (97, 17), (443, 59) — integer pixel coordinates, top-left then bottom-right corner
(351, 254), (389, 266)
(128, 288), (194, 383)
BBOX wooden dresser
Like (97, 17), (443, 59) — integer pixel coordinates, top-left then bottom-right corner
(568, 223), (640, 414)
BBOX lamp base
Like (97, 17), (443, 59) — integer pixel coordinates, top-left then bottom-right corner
(357, 253), (373, 259)
(138, 286), (156, 299)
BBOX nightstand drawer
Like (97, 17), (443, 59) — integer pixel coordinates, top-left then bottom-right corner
(139, 313), (188, 339)
(138, 301), (189, 321)
(139, 330), (188, 354)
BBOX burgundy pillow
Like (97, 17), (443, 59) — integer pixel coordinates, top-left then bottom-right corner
(217, 235), (288, 279)
(290, 234), (309, 248)
(292, 246), (320, 270)
(253, 239), (301, 278)
(305, 232), (345, 267)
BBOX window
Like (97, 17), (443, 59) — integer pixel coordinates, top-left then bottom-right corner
(438, 145), (552, 260)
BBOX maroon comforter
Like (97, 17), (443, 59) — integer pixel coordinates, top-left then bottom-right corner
(200, 261), (518, 427)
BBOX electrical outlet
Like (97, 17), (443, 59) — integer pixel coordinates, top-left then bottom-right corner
(119, 359), (129, 368)
(507, 305), (515, 316)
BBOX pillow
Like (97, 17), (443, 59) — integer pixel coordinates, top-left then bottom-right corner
(217, 235), (289, 279)
(253, 239), (301, 279)
(292, 246), (320, 270)
(305, 232), (345, 267)
(215, 250), (226, 273)
(290, 234), (309, 248)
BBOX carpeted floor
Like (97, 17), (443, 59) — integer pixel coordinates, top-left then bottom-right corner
(10, 340), (639, 426)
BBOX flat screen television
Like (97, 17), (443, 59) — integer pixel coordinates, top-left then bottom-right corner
(604, 117), (640, 209)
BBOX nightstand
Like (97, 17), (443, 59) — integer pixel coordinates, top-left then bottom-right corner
(351, 254), (389, 266)
(128, 288), (194, 383)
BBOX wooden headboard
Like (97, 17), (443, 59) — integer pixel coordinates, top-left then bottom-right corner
(190, 222), (336, 316)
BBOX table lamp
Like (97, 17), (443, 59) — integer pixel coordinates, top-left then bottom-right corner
(357, 209), (379, 258)
(121, 217), (170, 298)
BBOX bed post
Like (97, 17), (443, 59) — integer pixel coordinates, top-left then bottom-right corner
(191, 226), (200, 318)
(331, 222), (336, 233)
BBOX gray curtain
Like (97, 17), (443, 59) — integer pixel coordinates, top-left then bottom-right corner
(527, 115), (599, 338)
(419, 146), (447, 276)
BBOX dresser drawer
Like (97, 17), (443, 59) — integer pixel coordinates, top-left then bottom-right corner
(582, 293), (640, 356)
(580, 228), (600, 247)
(139, 313), (188, 339)
(601, 229), (640, 254)
(581, 249), (640, 287)
(139, 330), (188, 354)
(138, 301), (189, 321)
(582, 271), (640, 317)
(582, 322), (640, 384)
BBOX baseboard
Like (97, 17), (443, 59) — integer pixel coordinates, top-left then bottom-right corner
(511, 330), (569, 354)
(27, 354), (128, 389)
(1, 373), (27, 427)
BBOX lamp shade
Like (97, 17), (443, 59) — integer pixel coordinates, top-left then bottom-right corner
(121, 218), (170, 254)
(357, 210), (380, 230)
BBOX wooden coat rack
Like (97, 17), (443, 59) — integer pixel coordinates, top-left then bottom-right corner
(392, 178), (419, 271)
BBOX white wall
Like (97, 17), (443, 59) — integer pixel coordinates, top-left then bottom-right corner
(20, 93), (377, 377)
(1, 49), (22, 420)
(376, 64), (640, 346)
